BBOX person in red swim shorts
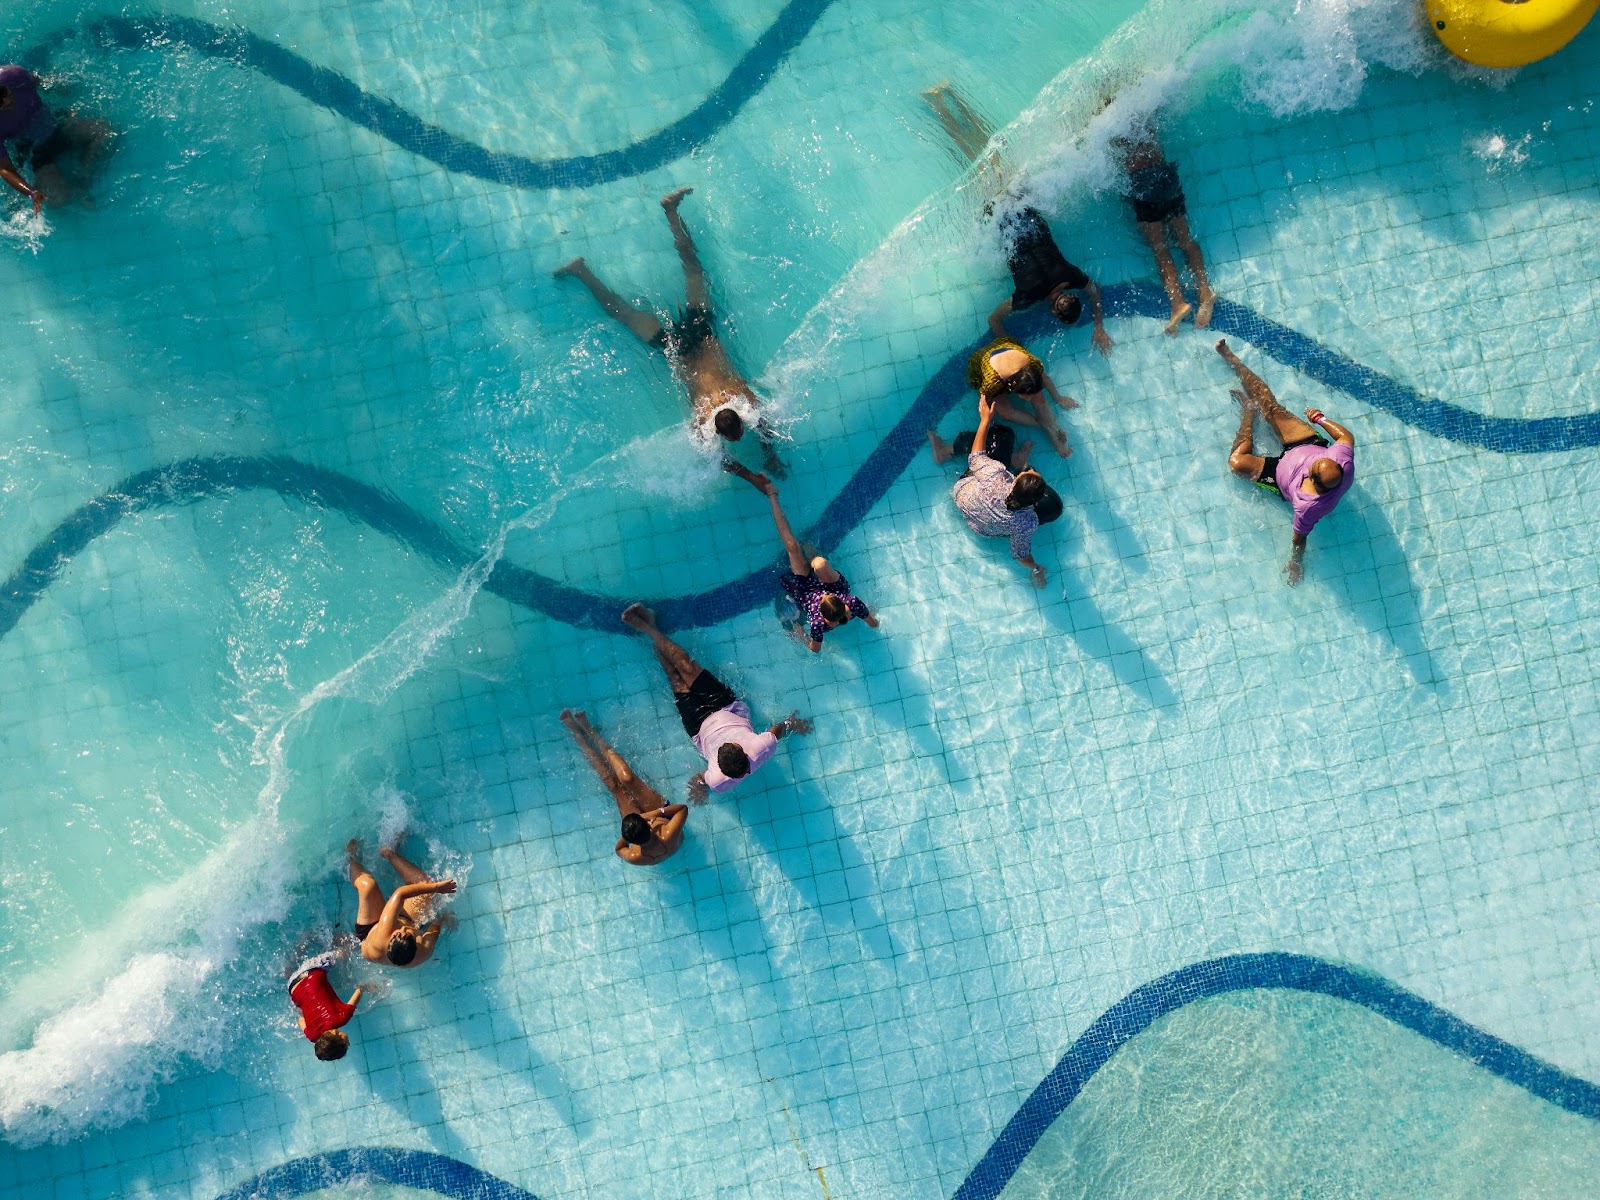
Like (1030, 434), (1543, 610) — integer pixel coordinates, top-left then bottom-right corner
(287, 948), (363, 1061)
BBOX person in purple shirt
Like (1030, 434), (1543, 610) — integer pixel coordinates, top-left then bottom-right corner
(620, 603), (811, 801)
(728, 464), (878, 652)
(1218, 339), (1356, 586)
(0, 65), (111, 211)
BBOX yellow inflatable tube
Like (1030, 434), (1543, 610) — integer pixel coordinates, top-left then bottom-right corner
(1426, 0), (1600, 67)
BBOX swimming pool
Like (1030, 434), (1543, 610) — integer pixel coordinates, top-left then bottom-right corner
(3, 0), (1600, 1196)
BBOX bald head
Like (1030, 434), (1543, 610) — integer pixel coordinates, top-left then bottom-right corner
(1310, 458), (1344, 494)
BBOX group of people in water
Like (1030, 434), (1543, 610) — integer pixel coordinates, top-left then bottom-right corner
(0, 65), (1356, 1061)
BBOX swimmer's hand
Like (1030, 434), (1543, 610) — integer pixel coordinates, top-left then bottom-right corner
(427, 879), (458, 895)
(978, 394), (998, 420)
(1304, 408), (1326, 427)
(30, 189), (43, 214)
(687, 774), (710, 805)
(1092, 327), (1114, 357)
(774, 712), (812, 738)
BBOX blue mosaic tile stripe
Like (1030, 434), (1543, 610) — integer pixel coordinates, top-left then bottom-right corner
(211, 953), (1600, 1200)
(211, 1147), (539, 1200)
(4, 285), (1595, 643)
(951, 950), (1600, 1200)
(20, 1), (837, 190)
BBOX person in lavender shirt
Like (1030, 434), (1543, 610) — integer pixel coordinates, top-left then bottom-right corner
(728, 464), (879, 652)
(1218, 339), (1356, 586)
(929, 394), (1055, 587)
(621, 603), (811, 801)
(0, 65), (111, 211)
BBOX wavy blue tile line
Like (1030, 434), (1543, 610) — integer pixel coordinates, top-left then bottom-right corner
(210, 1146), (540, 1200)
(209, 952), (1600, 1200)
(3, 284), (1593, 643)
(21, 1), (837, 190)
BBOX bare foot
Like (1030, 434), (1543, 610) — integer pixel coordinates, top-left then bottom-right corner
(1230, 387), (1252, 410)
(621, 603), (655, 631)
(1014, 440), (1035, 471)
(1195, 291), (1216, 330)
(1164, 301), (1193, 336)
(345, 838), (361, 858)
(661, 186), (693, 211)
(1215, 338), (1235, 359)
(553, 256), (585, 278)
(927, 429), (954, 465)
(1055, 392), (1080, 411)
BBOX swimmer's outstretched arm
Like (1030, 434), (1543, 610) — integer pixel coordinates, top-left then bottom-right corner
(0, 153), (43, 212)
(1084, 280), (1113, 356)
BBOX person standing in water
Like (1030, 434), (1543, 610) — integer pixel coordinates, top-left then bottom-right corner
(1112, 123), (1216, 334)
(728, 465), (878, 653)
(345, 838), (457, 969)
(286, 944), (363, 1062)
(620, 603), (811, 801)
(560, 709), (687, 865)
(555, 187), (786, 476)
(1218, 339), (1355, 586)
(0, 65), (112, 211)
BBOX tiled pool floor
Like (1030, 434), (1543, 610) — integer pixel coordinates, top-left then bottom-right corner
(3, 5), (1600, 1200)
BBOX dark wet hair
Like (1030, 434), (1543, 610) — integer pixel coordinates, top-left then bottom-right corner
(1050, 291), (1083, 325)
(713, 408), (744, 441)
(1311, 459), (1344, 493)
(314, 1030), (350, 1061)
(1007, 470), (1047, 510)
(717, 743), (751, 778)
(387, 931), (417, 966)
(621, 813), (651, 845)
(1004, 363), (1044, 395)
(818, 594), (849, 626)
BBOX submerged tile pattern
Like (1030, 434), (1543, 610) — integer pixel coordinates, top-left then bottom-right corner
(3, 7), (1600, 1200)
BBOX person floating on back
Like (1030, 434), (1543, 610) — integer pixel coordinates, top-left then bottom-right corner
(286, 945), (362, 1062)
(964, 334), (1079, 459)
(621, 603), (811, 802)
(0, 65), (112, 211)
(1111, 123), (1216, 334)
(1218, 339), (1355, 586)
(560, 708), (687, 865)
(929, 394), (1059, 588)
(555, 187), (786, 476)
(346, 837), (457, 968)
(728, 464), (879, 653)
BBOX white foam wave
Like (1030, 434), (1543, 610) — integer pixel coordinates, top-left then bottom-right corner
(0, 504), (548, 1146)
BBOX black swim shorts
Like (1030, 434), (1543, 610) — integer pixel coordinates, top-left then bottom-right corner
(1126, 161), (1186, 225)
(652, 304), (717, 359)
(20, 126), (67, 170)
(675, 668), (738, 737)
(1256, 434), (1330, 499)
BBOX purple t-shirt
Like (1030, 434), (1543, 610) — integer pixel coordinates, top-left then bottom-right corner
(780, 570), (870, 645)
(692, 701), (779, 793)
(1275, 441), (1355, 536)
(0, 66), (55, 149)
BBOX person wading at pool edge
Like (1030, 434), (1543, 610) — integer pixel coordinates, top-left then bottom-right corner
(620, 603), (811, 801)
(554, 186), (786, 477)
(727, 464), (879, 653)
(1218, 339), (1355, 586)
(560, 708), (688, 865)
(345, 837), (458, 968)
(285, 943), (363, 1061)
(0, 64), (113, 211)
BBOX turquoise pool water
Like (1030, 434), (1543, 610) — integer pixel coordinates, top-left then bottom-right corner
(2, 0), (1600, 1197)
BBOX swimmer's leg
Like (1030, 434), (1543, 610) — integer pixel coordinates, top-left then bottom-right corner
(922, 82), (995, 163)
(1216, 340), (1316, 445)
(346, 840), (386, 928)
(1169, 215), (1215, 328)
(1226, 387), (1266, 480)
(622, 605), (704, 695)
(661, 187), (710, 311)
(1138, 220), (1191, 334)
(554, 257), (665, 346)
(561, 709), (622, 791)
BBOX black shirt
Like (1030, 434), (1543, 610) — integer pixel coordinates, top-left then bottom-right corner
(998, 206), (1089, 312)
